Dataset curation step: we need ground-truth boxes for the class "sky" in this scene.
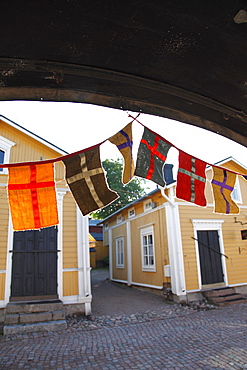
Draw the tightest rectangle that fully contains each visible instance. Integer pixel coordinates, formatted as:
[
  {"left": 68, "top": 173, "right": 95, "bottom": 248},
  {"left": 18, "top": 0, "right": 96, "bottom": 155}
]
[{"left": 0, "top": 100, "right": 247, "bottom": 189}]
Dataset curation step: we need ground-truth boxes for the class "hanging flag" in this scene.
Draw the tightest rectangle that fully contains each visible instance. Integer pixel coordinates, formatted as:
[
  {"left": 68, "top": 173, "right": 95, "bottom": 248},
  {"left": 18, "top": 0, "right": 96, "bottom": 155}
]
[
  {"left": 8, "top": 163, "right": 58, "bottom": 231},
  {"left": 211, "top": 167, "right": 239, "bottom": 214},
  {"left": 108, "top": 122, "right": 135, "bottom": 184},
  {"left": 63, "top": 146, "right": 118, "bottom": 215},
  {"left": 176, "top": 152, "right": 207, "bottom": 206},
  {"left": 134, "top": 127, "right": 171, "bottom": 187}
]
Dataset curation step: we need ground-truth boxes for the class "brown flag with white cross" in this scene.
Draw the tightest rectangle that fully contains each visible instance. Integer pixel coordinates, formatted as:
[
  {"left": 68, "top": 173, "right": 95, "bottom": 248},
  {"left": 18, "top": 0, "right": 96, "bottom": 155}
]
[{"left": 63, "top": 146, "right": 118, "bottom": 215}]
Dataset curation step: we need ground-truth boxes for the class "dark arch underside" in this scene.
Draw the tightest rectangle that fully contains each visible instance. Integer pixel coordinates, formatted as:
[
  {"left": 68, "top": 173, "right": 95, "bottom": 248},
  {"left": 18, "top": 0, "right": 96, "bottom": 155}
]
[{"left": 0, "top": 1, "right": 247, "bottom": 146}]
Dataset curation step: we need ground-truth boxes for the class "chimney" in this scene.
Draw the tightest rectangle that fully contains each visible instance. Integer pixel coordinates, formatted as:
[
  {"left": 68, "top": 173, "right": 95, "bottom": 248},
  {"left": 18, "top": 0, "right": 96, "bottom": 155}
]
[{"left": 164, "top": 164, "right": 175, "bottom": 185}]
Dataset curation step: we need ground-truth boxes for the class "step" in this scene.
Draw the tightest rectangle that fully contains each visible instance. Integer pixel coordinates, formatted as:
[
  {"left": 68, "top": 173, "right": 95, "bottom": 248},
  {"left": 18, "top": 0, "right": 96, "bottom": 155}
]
[
  {"left": 204, "top": 287, "right": 235, "bottom": 298},
  {"left": 5, "top": 310, "right": 65, "bottom": 325},
  {"left": 3, "top": 320, "right": 67, "bottom": 335},
  {"left": 6, "top": 300, "right": 64, "bottom": 314},
  {"left": 209, "top": 293, "right": 244, "bottom": 303},
  {"left": 217, "top": 298, "right": 247, "bottom": 307}
]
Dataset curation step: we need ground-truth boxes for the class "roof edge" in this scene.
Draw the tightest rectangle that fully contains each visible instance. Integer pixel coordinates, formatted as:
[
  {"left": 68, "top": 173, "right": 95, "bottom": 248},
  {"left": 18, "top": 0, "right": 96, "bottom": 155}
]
[{"left": 0, "top": 114, "right": 68, "bottom": 155}]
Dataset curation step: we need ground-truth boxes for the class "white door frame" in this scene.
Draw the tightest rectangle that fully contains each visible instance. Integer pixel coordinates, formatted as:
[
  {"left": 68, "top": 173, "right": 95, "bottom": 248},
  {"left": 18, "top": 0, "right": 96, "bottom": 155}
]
[{"left": 191, "top": 219, "right": 228, "bottom": 289}]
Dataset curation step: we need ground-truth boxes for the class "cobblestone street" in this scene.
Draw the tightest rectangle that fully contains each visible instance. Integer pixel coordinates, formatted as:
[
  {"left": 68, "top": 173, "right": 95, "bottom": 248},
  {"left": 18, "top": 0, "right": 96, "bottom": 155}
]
[{"left": 0, "top": 271, "right": 246, "bottom": 369}]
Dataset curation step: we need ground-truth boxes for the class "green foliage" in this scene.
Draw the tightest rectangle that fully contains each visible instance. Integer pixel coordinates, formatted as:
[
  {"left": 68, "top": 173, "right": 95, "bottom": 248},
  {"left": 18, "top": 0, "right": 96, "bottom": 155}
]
[
  {"left": 102, "top": 255, "right": 109, "bottom": 266},
  {"left": 91, "top": 158, "right": 147, "bottom": 219}
]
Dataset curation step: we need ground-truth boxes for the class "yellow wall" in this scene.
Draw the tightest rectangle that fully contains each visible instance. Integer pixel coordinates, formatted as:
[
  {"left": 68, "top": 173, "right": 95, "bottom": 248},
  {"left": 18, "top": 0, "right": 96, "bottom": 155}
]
[
  {"left": 63, "top": 193, "right": 78, "bottom": 269},
  {"left": 0, "top": 274, "right": 5, "bottom": 300},
  {"left": 95, "top": 241, "right": 108, "bottom": 261},
  {"left": 179, "top": 204, "right": 218, "bottom": 291},
  {"left": 130, "top": 207, "right": 167, "bottom": 287},
  {"left": 104, "top": 167, "right": 247, "bottom": 294},
  {"left": 112, "top": 224, "right": 127, "bottom": 281},
  {"left": 106, "top": 190, "right": 169, "bottom": 288},
  {"left": 179, "top": 204, "right": 247, "bottom": 291},
  {"left": 221, "top": 210, "right": 247, "bottom": 285},
  {"left": 0, "top": 188, "right": 9, "bottom": 271},
  {"left": 63, "top": 271, "right": 78, "bottom": 296},
  {"left": 0, "top": 119, "right": 80, "bottom": 301}
]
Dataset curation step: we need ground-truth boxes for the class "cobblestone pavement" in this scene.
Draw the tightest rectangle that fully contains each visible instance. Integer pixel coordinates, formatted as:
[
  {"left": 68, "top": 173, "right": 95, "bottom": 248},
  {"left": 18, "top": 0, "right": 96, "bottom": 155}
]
[{"left": 0, "top": 271, "right": 246, "bottom": 369}]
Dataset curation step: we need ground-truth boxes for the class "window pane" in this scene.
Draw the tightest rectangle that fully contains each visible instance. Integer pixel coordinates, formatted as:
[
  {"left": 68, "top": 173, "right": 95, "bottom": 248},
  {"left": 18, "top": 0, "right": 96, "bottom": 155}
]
[
  {"left": 116, "top": 238, "right": 124, "bottom": 266},
  {"left": 149, "top": 245, "right": 153, "bottom": 256},
  {"left": 143, "top": 235, "right": 147, "bottom": 245},
  {"left": 144, "top": 256, "right": 148, "bottom": 265},
  {"left": 0, "top": 150, "right": 4, "bottom": 171},
  {"left": 148, "top": 234, "right": 153, "bottom": 245},
  {"left": 232, "top": 187, "right": 240, "bottom": 201},
  {"left": 149, "top": 256, "right": 154, "bottom": 265}
]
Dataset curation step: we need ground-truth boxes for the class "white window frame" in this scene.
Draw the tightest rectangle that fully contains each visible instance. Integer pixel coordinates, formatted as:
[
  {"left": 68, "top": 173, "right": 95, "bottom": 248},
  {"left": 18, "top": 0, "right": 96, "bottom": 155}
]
[
  {"left": 140, "top": 225, "right": 156, "bottom": 272},
  {"left": 116, "top": 237, "right": 124, "bottom": 268},
  {"left": 128, "top": 208, "right": 135, "bottom": 218},
  {"left": 231, "top": 176, "right": 242, "bottom": 204},
  {"left": 0, "top": 135, "right": 15, "bottom": 175},
  {"left": 143, "top": 199, "right": 152, "bottom": 212},
  {"left": 116, "top": 214, "right": 124, "bottom": 224}
]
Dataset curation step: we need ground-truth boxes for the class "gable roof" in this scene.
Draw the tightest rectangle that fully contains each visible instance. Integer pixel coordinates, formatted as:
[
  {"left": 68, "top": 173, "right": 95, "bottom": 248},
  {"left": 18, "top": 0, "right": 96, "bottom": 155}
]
[
  {"left": 0, "top": 115, "right": 68, "bottom": 156},
  {"left": 90, "top": 232, "right": 103, "bottom": 241},
  {"left": 213, "top": 157, "right": 247, "bottom": 172},
  {"left": 100, "top": 187, "right": 160, "bottom": 223},
  {"left": 89, "top": 219, "right": 102, "bottom": 226}
]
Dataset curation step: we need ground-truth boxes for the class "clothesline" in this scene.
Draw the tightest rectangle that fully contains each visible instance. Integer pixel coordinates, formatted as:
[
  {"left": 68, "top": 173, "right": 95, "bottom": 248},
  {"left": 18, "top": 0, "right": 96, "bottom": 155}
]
[
  {"left": 2, "top": 113, "right": 245, "bottom": 231},
  {"left": 0, "top": 113, "right": 245, "bottom": 178},
  {"left": 128, "top": 114, "right": 246, "bottom": 177}
]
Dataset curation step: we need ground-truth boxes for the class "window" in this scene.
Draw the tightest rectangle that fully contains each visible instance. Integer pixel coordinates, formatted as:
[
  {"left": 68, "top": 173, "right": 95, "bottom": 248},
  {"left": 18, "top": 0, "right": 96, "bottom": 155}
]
[
  {"left": 144, "top": 199, "right": 152, "bottom": 212},
  {"left": 128, "top": 208, "right": 135, "bottom": 218},
  {"left": 117, "top": 215, "right": 124, "bottom": 224},
  {"left": 231, "top": 177, "right": 242, "bottom": 203},
  {"left": 0, "top": 150, "right": 4, "bottom": 172},
  {"left": 0, "top": 135, "right": 15, "bottom": 174},
  {"left": 140, "top": 225, "right": 156, "bottom": 271},
  {"left": 104, "top": 222, "right": 109, "bottom": 231},
  {"left": 116, "top": 237, "right": 124, "bottom": 268}
]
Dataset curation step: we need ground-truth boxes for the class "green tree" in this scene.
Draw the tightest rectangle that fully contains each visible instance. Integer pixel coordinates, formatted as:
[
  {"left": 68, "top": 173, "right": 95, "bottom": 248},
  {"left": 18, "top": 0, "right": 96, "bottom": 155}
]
[{"left": 91, "top": 158, "right": 147, "bottom": 219}]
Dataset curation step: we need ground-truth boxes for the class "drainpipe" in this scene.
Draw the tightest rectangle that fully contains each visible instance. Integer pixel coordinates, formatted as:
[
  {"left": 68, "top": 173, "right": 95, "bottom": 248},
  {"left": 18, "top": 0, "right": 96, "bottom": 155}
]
[
  {"left": 56, "top": 190, "right": 66, "bottom": 302},
  {"left": 108, "top": 227, "right": 113, "bottom": 281},
  {"left": 77, "top": 209, "right": 92, "bottom": 315},
  {"left": 126, "top": 220, "right": 132, "bottom": 286},
  {"left": 162, "top": 187, "right": 186, "bottom": 300}
]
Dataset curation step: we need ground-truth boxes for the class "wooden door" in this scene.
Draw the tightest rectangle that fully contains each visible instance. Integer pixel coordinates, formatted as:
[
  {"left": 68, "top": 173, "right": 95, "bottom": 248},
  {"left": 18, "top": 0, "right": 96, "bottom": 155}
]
[
  {"left": 197, "top": 230, "right": 224, "bottom": 286},
  {"left": 11, "top": 226, "right": 58, "bottom": 300}
]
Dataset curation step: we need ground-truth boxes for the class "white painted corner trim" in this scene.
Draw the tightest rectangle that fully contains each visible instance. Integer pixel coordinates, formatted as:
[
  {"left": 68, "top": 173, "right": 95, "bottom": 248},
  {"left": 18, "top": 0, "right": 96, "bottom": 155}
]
[{"left": 76, "top": 209, "right": 92, "bottom": 315}]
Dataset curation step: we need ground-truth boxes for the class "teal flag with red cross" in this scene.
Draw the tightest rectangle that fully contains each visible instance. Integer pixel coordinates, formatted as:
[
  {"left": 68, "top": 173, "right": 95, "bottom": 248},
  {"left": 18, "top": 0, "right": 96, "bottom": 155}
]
[
  {"left": 134, "top": 127, "right": 171, "bottom": 187},
  {"left": 176, "top": 151, "right": 207, "bottom": 206}
]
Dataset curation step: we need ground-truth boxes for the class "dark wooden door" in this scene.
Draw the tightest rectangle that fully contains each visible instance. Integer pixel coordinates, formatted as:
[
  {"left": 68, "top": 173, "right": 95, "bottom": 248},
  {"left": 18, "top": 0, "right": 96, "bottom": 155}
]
[
  {"left": 11, "top": 226, "right": 58, "bottom": 299},
  {"left": 197, "top": 230, "right": 224, "bottom": 285}
]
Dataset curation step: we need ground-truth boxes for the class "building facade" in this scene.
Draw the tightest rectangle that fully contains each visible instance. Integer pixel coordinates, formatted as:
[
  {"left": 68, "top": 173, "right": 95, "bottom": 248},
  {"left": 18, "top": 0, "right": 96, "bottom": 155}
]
[
  {"left": 0, "top": 116, "right": 92, "bottom": 320},
  {"left": 102, "top": 158, "right": 247, "bottom": 302}
]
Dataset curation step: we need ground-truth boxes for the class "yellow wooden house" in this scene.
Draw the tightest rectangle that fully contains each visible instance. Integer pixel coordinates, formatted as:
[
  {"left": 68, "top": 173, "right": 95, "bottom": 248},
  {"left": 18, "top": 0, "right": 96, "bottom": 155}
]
[
  {"left": 102, "top": 158, "right": 247, "bottom": 303},
  {"left": 89, "top": 218, "right": 108, "bottom": 267},
  {"left": 0, "top": 115, "right": 92, "bottom": 325}
]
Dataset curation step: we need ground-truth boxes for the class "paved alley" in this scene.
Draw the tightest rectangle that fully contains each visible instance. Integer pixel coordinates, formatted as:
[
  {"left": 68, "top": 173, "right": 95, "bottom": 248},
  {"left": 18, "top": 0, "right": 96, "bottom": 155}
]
[{"left": 0, "top": 270, "right": 246, "bottom": 369}]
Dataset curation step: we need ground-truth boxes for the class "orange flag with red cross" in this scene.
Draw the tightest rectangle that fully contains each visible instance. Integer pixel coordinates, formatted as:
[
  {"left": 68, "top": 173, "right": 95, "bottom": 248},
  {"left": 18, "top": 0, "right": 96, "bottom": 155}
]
[{"left": 8, "top": 163, "right": 59, "bottom": 231}]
